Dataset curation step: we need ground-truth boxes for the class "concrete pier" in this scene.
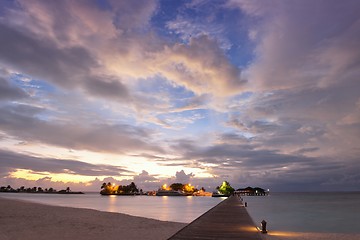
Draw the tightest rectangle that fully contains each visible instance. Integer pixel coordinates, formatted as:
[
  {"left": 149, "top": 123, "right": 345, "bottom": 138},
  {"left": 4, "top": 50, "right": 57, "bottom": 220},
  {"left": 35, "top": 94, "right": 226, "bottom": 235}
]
[{"left": 168, "top": 196, "right": 264, "bottom": 239}]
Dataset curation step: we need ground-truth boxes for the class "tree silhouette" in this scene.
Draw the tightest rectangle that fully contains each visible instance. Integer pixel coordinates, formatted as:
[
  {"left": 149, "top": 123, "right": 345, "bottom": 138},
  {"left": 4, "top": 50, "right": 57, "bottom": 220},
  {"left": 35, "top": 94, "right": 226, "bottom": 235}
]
[
  {"left": 170, "top": 183, "right": 183, "bottom": 191},
  {"left": 100, "top": 182, "right": 139, "bottom": 195}
]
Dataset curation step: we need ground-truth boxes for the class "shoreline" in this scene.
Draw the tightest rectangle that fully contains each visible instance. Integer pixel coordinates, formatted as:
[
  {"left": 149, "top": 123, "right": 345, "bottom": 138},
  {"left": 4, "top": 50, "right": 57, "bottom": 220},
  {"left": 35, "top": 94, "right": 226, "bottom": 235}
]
[
  {"left": 0, "top": 197, "right": 186, "bottom": 240},
  {"left": 1, "top": 197, "right": 359, "bottom": 240}
]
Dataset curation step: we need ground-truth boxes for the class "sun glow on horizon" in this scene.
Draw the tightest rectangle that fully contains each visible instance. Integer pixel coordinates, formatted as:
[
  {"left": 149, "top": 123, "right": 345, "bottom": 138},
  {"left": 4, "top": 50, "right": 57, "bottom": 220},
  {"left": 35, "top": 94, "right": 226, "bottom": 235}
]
[{"left": 10, "top": 169, "right": 112, "bottom": 183}]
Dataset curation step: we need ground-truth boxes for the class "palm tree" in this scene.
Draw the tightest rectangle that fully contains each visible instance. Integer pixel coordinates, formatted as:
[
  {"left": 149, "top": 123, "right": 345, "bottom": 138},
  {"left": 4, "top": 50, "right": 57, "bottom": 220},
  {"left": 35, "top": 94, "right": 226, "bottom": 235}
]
[{"left": 129, "top": 182, "right": 139, "bottom": 193}]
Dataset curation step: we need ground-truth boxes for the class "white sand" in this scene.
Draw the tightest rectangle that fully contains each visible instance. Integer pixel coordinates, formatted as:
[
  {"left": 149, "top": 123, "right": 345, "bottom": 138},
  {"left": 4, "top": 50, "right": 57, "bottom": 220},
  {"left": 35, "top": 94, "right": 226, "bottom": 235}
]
[{"left": 0, "top": 197, "right": 185, "bottom": 240}]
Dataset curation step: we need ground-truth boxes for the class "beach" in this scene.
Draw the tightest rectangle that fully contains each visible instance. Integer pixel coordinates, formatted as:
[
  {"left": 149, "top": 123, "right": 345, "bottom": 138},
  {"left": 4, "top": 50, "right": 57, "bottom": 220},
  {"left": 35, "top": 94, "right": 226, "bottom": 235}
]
[
  {"left": 1, "top": 197, "right": 360, "bottom": 240},
  {"left": 0, "top": 197, "right": 185, "bottom": 240}
]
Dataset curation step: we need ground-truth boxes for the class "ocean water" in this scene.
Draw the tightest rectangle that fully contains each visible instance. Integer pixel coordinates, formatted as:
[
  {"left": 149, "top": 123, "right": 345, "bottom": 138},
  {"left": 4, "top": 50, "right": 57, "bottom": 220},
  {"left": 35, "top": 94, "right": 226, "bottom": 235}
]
[
  {"left": 0, "top": 192, "right": 223, "bottom": 223},
  {"left": 243, "top": 192, "right": 360, "bottom": 233},
  {"left": 1, "top": 192, "right": 359, "bottom": 233}
]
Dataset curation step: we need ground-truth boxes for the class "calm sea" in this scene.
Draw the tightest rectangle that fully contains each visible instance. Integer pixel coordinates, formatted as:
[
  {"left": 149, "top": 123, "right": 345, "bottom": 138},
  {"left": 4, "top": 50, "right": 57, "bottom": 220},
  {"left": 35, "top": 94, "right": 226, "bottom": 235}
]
[
  {"left": 1, "top": 192, "right": 359, "bottom": 233},
  {"left": 0, "top": 192, "right": 223, "bottom": 223},
  {"left": 243, "top": 192, "right": 360, "bottom": 233}
]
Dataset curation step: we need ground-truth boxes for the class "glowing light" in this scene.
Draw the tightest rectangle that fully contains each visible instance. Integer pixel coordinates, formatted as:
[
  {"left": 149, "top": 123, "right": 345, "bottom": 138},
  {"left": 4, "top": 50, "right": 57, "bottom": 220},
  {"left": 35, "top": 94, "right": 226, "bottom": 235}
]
[
  {"left": 161, "top": 184, "right": 170, "bottom": 190},
  {"left": 267, "top": 231, "right": 302, "bottom": 237},
  {"left": 238, "top": 226, "right": 258, "bottom": 232},
  {"left": 183, "top": 183, "right": 195, "bottom": 193},
  {"left": 10, "top": 169, "right": 100, "bottom": 183}
]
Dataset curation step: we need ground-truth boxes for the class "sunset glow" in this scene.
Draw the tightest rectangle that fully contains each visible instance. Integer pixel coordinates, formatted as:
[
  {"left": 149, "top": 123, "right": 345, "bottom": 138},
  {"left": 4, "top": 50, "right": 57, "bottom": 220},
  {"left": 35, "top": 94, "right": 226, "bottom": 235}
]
[{"left": 0, "top": 0, "right": 359, "bottom": 192}]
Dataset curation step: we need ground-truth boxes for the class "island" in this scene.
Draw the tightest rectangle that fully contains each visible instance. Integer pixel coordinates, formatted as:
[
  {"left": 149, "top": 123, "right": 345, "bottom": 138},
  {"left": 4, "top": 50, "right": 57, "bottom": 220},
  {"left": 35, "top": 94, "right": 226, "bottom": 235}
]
[
  {"left": 98, "top": 181, "right": 268, "bottom": 197},
  {"left": 99, "top": 182, "right": 212, "bottom": 196},
  {"left": 0, "top": 185, "right": 84, "bottom": 194},
  {"left": 100, "top": 182, "right": 142, "bottom": 195},
  {"left": 155, "top": 183, "right": 212, "bottom": 196}
]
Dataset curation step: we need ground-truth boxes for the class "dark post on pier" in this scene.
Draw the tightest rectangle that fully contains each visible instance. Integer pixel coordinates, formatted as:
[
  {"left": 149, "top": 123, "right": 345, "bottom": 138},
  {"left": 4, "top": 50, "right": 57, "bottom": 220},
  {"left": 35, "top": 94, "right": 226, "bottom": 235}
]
[{"left": 168, "top": 196, "right": 264, "bottom": 239}]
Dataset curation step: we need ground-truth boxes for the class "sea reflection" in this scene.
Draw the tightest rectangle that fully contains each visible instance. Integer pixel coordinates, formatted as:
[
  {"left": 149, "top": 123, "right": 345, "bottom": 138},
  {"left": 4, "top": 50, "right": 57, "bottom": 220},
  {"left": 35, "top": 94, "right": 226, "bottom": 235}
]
[
  {"left": 158, "top": 196, "right": 170, "bottom": 220},
  {"left": 0, "top": 192, "right": 224, "bottom": 223},
  {"left": 267, "top": 231, "right": 302, "bottom": 237},
  {"left": 107, "top": 195, "right": 118, "bottom": 212}
]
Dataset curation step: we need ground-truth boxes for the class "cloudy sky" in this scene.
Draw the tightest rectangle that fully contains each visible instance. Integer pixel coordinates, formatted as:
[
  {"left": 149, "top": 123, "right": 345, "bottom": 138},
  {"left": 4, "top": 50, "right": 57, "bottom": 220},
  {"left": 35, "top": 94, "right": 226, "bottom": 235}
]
[{"left": 0, "top": 0, "right": 359, "bottom": 192}]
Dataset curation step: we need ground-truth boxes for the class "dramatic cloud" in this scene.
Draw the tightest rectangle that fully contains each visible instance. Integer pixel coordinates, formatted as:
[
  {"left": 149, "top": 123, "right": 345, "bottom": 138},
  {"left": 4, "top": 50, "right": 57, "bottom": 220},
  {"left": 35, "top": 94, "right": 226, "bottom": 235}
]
[
  {"left": 83, "top": 75, "right": 130, "bottom": 100},
  {"left": 0, "top": 77, "right": 28, "bottom": 100},
  {"left": 152, "top": 35, "right": 245, "bottom": 96},
  {"left": 229, "top": 0, "right": 360, "bottom": 90},
  {"left": 0, "top": 23, "right": 97, "bottom": 88},
  {"left": 0, "top": 104, "right": 162, "bottom": 154},
  {"left": 0, "top": 149, "right": 131, "bottom": 177},
  {"left": 0, "top": 0, "right": 359, "bottom": 191}
]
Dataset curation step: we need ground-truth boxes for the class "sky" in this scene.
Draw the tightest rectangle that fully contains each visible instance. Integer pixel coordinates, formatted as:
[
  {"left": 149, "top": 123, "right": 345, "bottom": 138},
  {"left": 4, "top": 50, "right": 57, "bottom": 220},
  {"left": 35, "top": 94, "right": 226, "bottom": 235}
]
[{"left": 0, "top": 0, "right": 359, "bottom": 192}]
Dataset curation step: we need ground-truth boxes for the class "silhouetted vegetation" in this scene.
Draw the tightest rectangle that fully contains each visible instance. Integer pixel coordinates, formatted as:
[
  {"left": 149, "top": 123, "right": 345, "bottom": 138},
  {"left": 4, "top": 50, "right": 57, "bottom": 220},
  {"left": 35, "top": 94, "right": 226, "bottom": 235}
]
[
  {"left": 100, "top": 182, "right": 140, "bottom": 195},
  {"left": 168, "top": 183, "right": 198, "bottom": 194},
  {"left": 155, "top": 183, "right": 210, "bottom": 196},
  {"left": 0, "top": 185, "right": 83, "bottom": 194},
  {"left": 0, "top": 185, "right": 16, "bottom": 192},
  {"left": 169, "top": 183, "right": 184, "bottom": 191}
]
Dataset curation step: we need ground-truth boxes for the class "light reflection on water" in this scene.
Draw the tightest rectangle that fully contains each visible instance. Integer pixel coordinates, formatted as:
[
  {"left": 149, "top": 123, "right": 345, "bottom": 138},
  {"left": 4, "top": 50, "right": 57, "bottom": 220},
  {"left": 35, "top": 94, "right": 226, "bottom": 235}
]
[
  {"left": 243, "top": 192, "right": 360, "bottom": 233},
  {"left": 0, "top": 192, "right": 223, "bottom": 223},
  {"left": 2, "top": 192, "right": 358, "bottom": 233},
  {"left": 107, "top": 194, "right": 117, "bottom": 212}
]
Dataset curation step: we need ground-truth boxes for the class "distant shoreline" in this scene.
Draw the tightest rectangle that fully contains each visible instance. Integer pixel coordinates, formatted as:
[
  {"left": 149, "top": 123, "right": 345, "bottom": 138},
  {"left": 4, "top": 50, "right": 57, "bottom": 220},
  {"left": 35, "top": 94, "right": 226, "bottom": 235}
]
[
  {"left": 0, "top": 191, "right": 84, "bottom": 194},
  {"left": 0, "top": 186, "right": 83, "bottom": 194}
]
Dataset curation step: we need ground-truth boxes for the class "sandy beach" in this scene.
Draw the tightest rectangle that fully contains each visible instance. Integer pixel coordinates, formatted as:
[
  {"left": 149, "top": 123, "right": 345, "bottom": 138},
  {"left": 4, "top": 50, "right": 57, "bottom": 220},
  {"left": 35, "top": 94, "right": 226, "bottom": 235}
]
[
  {"left": 0, "top": 197, "right": 185, "bottom": 240},
  {"left": 1, "top": 197, "right": 360, "bottom": 240}
]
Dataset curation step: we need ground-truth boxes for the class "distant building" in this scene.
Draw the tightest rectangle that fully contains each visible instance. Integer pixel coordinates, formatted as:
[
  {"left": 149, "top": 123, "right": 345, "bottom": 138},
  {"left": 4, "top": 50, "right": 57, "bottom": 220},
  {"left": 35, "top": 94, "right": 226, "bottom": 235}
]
[{"left": 235, "top": 187, "right": 269, "bottom": 196}]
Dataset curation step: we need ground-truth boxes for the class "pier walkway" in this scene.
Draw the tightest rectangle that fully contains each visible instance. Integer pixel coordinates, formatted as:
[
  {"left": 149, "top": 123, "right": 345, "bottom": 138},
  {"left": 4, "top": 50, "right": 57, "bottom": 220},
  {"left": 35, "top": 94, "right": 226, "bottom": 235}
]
[{"left": 168, "top": 196, "right": 264, "bottom": 240}]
